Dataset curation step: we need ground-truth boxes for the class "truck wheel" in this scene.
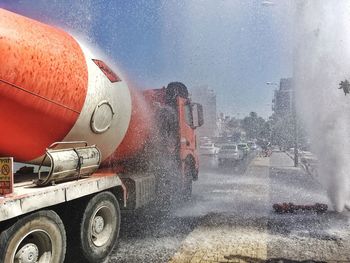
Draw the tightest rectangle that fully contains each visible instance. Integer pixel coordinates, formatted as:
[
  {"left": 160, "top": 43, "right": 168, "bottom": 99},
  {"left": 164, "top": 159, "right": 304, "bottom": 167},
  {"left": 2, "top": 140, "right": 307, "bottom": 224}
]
[
  {"left": 183, "top": 160, "right": 194, "bottom": 200},
  {"left": 0, "top": 210, "right": 66, "bottom": 263},
  {"left": 183, "top": 176, "right": 192, "bottom": 201},
  {"left": 79, "top": 191, "right": 120, "bottom": 263}
]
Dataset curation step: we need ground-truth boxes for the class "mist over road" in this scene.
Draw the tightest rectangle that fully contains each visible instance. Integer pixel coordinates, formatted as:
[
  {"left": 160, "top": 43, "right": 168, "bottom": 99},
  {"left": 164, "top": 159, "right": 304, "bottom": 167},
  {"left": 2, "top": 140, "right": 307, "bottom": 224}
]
[{"left": 108, "top": 152, "right": 350, "bottom": 263}]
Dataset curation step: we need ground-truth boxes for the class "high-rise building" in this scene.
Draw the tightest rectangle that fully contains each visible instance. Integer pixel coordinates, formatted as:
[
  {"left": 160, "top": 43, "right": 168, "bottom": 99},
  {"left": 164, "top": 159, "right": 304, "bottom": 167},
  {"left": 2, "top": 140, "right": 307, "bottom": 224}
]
[
  {"left": 273, "top": 78, "right": 293, "bottom": 116},
  {"left": 191, "top": 85, "right": 217, "bottom": 138}
]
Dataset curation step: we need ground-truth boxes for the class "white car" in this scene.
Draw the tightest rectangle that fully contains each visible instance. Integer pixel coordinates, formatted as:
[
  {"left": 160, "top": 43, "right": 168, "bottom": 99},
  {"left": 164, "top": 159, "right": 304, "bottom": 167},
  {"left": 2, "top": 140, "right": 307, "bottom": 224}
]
[
  {"left": 247, "top": 141, "right": 258, "bottom": 150},
  {"left": 218, "top": 144, "right": 244, "bottom": 165},
  {"left": 199, "top": 143, "right": 219, "bottom": 155}
]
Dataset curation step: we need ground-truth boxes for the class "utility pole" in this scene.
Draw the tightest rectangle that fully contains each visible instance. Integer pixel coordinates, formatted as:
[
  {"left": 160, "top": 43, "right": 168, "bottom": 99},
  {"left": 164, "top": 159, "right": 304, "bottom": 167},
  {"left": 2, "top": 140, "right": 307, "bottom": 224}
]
[{"left": 292, "top": 86, "right": 298, "bottom": 167}]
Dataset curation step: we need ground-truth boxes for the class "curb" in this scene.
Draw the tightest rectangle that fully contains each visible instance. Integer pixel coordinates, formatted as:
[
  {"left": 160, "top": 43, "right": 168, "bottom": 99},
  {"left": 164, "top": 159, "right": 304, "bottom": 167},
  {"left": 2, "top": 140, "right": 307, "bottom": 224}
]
[
  {"left": 284, "top": 151, "right": 318, "bottom": 179},
  {"left": 284, "top": 150, "right": 309, "bottom": 174}
]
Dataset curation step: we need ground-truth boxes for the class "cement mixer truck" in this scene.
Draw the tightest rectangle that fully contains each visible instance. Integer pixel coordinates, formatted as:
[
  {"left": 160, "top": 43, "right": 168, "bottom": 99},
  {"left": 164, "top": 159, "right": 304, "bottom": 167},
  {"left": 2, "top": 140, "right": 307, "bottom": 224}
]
[{"left": 0, "top": 8, "right": 204, "bottom": 263}]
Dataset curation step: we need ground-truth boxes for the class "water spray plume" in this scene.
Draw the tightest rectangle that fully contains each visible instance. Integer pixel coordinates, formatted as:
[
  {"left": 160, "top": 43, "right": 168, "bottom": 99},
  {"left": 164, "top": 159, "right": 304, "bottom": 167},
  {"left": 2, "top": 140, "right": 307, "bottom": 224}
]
[{"left": 294, "top": 1, "right": 350, "bottom": 212}]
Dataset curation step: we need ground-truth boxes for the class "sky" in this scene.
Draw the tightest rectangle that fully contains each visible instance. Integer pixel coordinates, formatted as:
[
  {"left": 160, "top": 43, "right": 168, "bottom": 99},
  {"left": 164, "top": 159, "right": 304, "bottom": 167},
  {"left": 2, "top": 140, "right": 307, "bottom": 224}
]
[{"left": 0, "top": 0, "right": 294, "bottom": 118}]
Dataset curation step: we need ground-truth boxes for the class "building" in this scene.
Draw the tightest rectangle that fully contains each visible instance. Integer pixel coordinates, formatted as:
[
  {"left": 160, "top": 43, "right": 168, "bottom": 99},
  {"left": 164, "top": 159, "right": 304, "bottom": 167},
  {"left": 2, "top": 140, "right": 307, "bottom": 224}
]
[
  {"left": 272, "top": 78, "right": 293, "bottom": 117},
  {"left": 191, "top": 85, "right": 217, "bottom": 138},
  {"left": 216, "top": 113, "right": 245, "bottom": 141},
  {"left": 217, "top": 113, "right": 232, "bottom": 137}
]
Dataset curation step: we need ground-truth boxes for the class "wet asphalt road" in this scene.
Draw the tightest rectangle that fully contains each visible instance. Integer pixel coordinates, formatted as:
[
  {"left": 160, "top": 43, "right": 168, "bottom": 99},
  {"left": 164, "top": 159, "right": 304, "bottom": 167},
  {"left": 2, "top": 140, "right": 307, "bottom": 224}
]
[
  {"left": 108, "top": 153, "right": 256, "bottom": 263},
  {"left": 108, "top": 151, "right": 350, "bottom": 263}
]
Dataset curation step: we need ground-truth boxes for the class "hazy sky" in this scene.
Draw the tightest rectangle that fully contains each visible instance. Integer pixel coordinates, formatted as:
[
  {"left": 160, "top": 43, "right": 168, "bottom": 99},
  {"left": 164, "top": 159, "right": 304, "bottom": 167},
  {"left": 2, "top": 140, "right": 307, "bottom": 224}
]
[{"left": 0, "top": 0, "right": 294, "bottom": 118}]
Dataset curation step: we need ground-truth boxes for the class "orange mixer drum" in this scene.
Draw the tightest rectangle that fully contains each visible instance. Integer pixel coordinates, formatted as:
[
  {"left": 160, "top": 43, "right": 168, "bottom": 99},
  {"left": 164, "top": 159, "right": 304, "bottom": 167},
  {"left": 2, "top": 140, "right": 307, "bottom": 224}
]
[
  {"left": 0, "top": 8, "right": 88, "bottom": 161},
  {"left": 0, "top": 8, "right": 154, "bottom": 165}
]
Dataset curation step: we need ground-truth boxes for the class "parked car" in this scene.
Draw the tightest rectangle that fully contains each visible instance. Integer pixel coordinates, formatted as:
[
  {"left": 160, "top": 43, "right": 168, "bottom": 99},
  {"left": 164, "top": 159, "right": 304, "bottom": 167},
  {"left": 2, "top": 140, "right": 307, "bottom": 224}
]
[
  {"left": 218, "top": 144, "right": 244, "bottom": 165},
  {"left": 199, "top": 142, "right": 219, "bottom": 155},
  {"left": 247, "top": 141, "right": 258, "bottom": 150},
  {"left": 237, "top": 143, "right": 250, "bottom": 156}
]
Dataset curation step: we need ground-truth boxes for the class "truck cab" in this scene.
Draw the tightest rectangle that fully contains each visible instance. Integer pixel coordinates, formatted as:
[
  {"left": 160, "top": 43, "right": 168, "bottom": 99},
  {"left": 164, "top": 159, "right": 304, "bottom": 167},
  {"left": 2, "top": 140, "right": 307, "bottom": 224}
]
[{"left": 142, "top": 82, "right": 204, "bottom": 199}]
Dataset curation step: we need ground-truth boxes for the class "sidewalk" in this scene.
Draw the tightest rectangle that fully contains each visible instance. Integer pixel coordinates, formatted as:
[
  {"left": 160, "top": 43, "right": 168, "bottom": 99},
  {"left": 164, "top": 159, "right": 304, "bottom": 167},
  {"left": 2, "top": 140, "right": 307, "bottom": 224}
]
[
  {"left": 168, "top": 152, "right": 350, "bottom": 263},
  {"left": 285, "top": 150, "right": 319, "bottom": 179}
]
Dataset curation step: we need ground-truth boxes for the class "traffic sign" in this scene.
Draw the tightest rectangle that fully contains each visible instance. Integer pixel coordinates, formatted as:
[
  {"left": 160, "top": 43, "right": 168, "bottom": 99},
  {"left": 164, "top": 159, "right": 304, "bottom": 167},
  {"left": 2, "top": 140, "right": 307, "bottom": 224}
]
[{"left": 0, "top": 157, "right": 13, "bottom": 196}]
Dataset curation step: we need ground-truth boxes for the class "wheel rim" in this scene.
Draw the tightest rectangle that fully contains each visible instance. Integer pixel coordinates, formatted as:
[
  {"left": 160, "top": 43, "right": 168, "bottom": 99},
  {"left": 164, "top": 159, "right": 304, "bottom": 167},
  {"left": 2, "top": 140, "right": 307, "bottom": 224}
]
[
  {"left": 12, "top": 229, "right": 52, "bottom": 263},
  {"left": 89, "top": 205, "right": 116, "bottom": 247}
]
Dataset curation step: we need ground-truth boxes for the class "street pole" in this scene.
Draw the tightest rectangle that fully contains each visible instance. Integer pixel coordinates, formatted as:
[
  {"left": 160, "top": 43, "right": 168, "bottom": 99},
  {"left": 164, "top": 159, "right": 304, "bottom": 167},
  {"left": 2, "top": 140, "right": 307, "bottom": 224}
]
[{"left": 292, "top": 88, "right": 298, "bottom": 167}]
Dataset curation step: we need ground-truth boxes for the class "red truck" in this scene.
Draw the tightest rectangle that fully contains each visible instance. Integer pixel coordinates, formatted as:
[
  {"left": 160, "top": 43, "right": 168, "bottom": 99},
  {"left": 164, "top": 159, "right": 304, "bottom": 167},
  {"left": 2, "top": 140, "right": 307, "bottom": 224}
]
[{"left": 0, "top": 8, "right": 203, "bottom": 263}]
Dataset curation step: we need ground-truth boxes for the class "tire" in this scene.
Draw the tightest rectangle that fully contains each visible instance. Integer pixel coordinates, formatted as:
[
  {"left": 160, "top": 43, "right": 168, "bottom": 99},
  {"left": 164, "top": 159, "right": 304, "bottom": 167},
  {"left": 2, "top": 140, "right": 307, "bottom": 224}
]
[
  {"left": 78, "top": 191, "right": 120, "bottom": 263},
  {"left": 183, "top": 174, "right": 193, "bottom": 201},
  {"left": 183, "top": 158, "right": 195, "bottom": 201},
  {"left": 0, "top": 210, "right": 66, "bottom": 263}
]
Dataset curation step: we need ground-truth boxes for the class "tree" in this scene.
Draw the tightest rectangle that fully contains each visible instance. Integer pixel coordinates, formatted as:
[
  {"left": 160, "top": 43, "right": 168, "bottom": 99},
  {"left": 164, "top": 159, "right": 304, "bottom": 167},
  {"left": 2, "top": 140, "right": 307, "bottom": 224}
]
[
  {"left": 339, "top": 79, "right": 350, "bottom": 96},
  {"left": 241, "top": 112, "right": 267, "bottom": 140},
  {"left": 270, "top": 113, "right": 307, "bottom": 150}
]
